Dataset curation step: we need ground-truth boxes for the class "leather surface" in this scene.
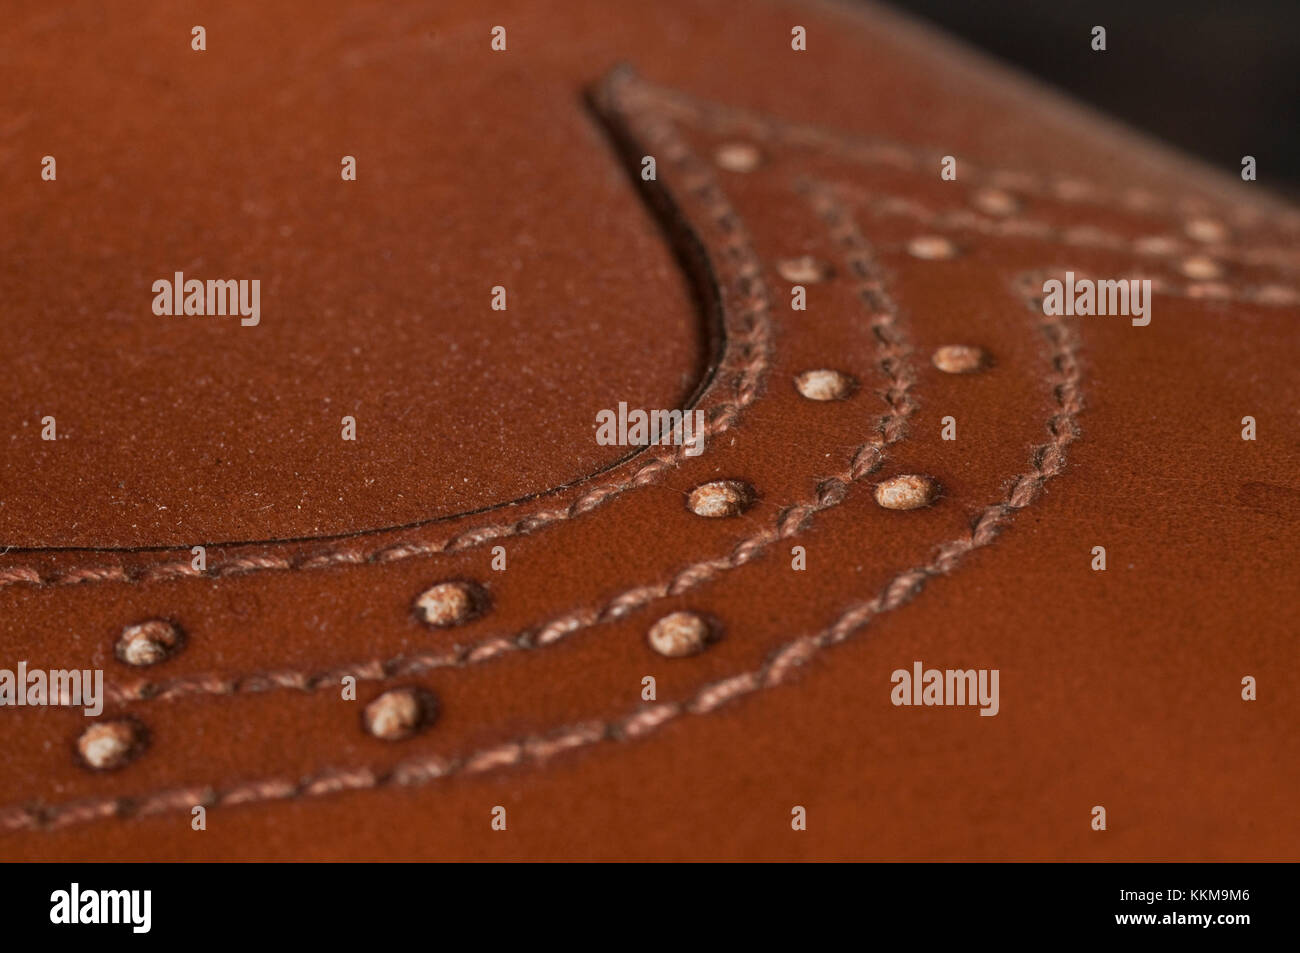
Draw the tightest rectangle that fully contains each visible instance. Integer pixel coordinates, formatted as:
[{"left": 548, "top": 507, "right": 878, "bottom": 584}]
[{"left": 2, "top": 0, "right": 1297, "bottom": 860}]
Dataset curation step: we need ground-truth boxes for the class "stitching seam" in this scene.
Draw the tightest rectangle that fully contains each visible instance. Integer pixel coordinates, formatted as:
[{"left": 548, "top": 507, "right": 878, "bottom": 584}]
[
  {"left": 0, "top": 69, "right": 774, "bottom": 593},
  {"left": 0, "top": 264, "right": 1079, "bottom": 834},
  {"left": 835, "top": 185, "right": 1300, "bottom": 274},
  {"left": 99, "top": 175, "right": 916, "bottom": 705},
  {"left": 637, "top": 78, "right": 1298, "bottom": 233}
]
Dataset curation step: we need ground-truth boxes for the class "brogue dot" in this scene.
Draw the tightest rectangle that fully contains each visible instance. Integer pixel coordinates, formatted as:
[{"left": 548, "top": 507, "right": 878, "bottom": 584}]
[
  {"left": 776, "top": 256, "right": 833, "bottom": 283},
  {"left": 1184, "top": 218, "right": 1229, "bottom": 243},
  {"left": 714, "top": 142, "right": 763, "bottom": 173},
  {"left": 1256, "top": 284, "right": 1299, "bottom": 305},
  {"left": 647, "top": 611, "right": 714, "bottom": 658},
  {"left": 1054, "top": 179, "right": 1092, "bottom": 200},
  {"left": 363, "top": 687, "right": 438, "bottom": 741},
  {"left": 1122, "top": 188, "right": 1158, "bottom": 211},
  {"left": 874, "top": 474, "right": 940, "bottom": 510},
  {"left": 1063, "top": 225, "right": 1108, "bottom": 245},
  {"left": 687, "top": 479, "right": 754, "bottom": 518},
  {"left": 1187, "top": 282, "right": 1232, "bottom": 300},
  {"left": 77, "top": 719, "right": 146, "bottom": 771},
  {"left": 115, "top": 619, "right": 184, "bottom": 667},
  {"left": 931, "top": 345, "right": 988, "bottom": 374},
  {"left": 1134, "top": 235, "right": 1180, "bottom": 256},
  {"left": 414, "top": 581, "right": 486, "bottom": 627},
  {"left": 795, "top": 368, "right": 856, "bottom": 401},
  {"left": 1179, "top": 256, "right": 1225, "bottom": 280},
  {"left": 972, "top": 189, "right": 1020, "bottom": 216},
  {"left": 906, "top": 235, "right": 959, "bottom": 260}
]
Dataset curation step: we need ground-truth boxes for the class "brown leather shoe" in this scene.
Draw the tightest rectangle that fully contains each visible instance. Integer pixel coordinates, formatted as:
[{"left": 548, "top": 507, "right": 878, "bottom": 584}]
[{"left": 2, "top": 0, "right": 1296, "bottom": 861}]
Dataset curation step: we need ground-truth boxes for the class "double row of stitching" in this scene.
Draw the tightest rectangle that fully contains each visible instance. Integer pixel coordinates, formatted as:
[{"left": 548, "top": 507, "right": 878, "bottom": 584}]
[
  {"left": 0, "top": 264, "right": 1081, "bottom": 834},
  {"left": 0, "top": 194, "right": 1083, "bottom": 833},
  {"left": 96, "top": 174, "right": 919, "bottom": 706},
  {"left": 634, "top": 74, "right": 1296, "bottom": 234}
]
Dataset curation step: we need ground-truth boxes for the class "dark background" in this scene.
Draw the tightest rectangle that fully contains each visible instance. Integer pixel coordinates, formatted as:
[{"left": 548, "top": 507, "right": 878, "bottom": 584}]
[{"left": 882, "top": 0, "right": 1300, "bottom": 194}]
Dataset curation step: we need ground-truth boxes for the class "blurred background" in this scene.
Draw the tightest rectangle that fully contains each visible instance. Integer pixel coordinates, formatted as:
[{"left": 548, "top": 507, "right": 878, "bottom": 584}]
[{"left": 882, "top": 0, "right": 1300, "bottom": 195}]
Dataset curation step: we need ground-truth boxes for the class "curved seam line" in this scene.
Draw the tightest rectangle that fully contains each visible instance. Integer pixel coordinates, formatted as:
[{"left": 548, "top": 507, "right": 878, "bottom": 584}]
[
  {"left": 100, "top": 176, "right": 918, "bottom": 705},
  {"left": 1010, "top": 266, "right": 1297, "bottom": 308},
  {"left": 636, "top": 75, "right": 1297, "bottom": 232},
  {"left": 833, "top": 185, "right": 1300, "bottom": 275},
  {"left": 0, "top": 270, "right": 1081, "bottom": 833},
  {"left": 0, "top": 68, "right": 774, "bottom": 591}
]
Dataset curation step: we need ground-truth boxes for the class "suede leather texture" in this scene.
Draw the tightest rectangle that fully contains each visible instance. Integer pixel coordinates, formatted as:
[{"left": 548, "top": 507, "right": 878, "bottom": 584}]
[{"left": 1, "top": 0, "right": 1296, "bottom": 860}]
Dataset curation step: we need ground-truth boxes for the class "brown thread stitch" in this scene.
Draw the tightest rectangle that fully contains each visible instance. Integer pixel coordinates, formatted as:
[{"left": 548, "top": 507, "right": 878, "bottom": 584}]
[
  {"left": 0, "top": 268, "right": 1082, "bottom": 833},
  {"left": 100, "top": 174, "right": 918, "bottom": 706},
  {"left": 1011, "top": 267, "right": 1298, "bottom": 308},
  {"left": 632, "top": 75, "right": 1297, "bottom": 234},
  {"left": 834, "top": 186, "right": 1300, "bottom": 274},
  {"left": 0, "top": 68, "right": 774, "bottom": 594}
]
